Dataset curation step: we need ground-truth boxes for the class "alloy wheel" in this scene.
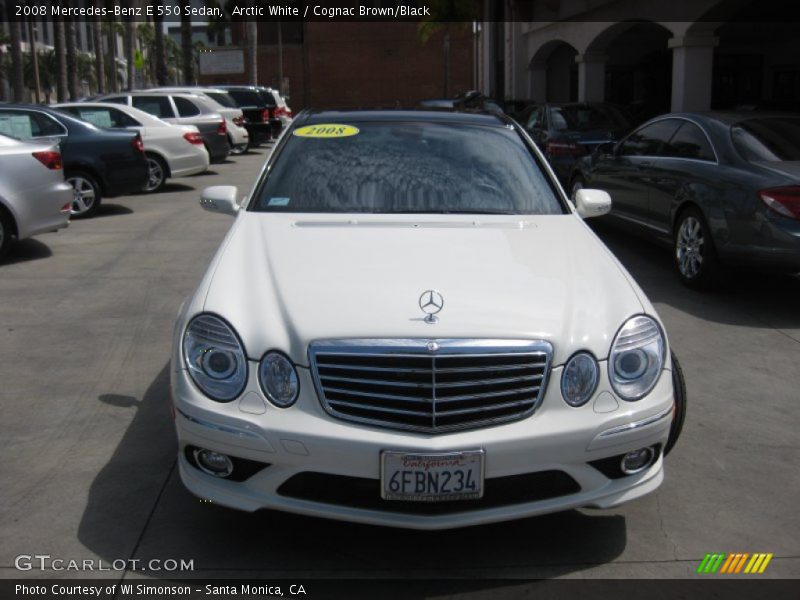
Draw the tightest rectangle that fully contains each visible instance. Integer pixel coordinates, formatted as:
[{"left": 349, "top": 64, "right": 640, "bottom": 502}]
[
  {"left": 143, "top": 157, "right": 165, "bottom": 192},
  {"left": 676, "top": 216, "right": 705, "bottom": 279},
  {"left": 67, "top": 176, "right": 97, "bottom": 216}
]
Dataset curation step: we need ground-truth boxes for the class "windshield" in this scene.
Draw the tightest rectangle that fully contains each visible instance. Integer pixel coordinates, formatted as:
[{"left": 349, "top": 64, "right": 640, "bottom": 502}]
[
  {"left": 252, "top": 121, "right": 564, "bottom": 215},
  {"left": 731, "top": 118, "right": 800, "bottom": 162},
  {"left": 550, "top": 105, "right": 630, "bottom": 132}
]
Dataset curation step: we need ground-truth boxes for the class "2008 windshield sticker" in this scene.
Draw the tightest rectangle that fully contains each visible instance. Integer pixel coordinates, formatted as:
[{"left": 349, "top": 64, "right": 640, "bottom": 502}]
[{"left": 293, "top": 124, "right": 360, "bottom": 138}]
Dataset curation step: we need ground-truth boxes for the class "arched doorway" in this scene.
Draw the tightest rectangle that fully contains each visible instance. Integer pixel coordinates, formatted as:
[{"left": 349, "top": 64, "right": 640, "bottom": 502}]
[
  {"left": 528, "top": 40, "right": 578, "bottom": 103},
  {"left": 687, "top": 0, "right": 800, "bottom": 110},
  {"left": 585, "top": 21, "right": 673, "bottom": 123}
]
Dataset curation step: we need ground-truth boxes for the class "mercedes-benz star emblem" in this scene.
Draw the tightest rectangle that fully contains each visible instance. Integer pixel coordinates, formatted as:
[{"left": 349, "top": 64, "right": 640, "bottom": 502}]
[{"left": 419, "top": 290, "right": 444, "bottom": 324}]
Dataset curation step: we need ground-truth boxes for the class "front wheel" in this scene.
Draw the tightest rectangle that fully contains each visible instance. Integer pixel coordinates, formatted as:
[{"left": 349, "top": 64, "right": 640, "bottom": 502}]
[
  {"left": 664, "top": 351, "right": 687, "bottom": 456},
  {"left": 674, "top": 207, "right": 722, "bottom": 289},
  {"left": 66, "top": 171, "right": 102, "bottom": 218}
]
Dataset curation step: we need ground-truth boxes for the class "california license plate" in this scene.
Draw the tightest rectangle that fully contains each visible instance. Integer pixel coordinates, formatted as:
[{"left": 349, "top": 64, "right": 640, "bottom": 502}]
[{"left": 380, "top": 450, "right": 485, "bottom": 501}]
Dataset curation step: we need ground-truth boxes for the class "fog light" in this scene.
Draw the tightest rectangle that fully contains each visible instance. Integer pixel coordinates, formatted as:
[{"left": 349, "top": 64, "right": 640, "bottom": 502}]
[
  {"left": 193, "top": 449, "right": 233, "bottom": 478},
  {"left": 620, "top": 447, "right": 655, "bottom": 475}
]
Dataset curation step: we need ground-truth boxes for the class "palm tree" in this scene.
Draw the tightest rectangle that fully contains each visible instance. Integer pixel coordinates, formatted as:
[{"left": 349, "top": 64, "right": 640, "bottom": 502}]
[
  {"left": 247, "top": 21, "right": 257, "bottom": 85},
  {"left": 125, "top": 21, "right": 135, "bottom": 90},
  {"left": 53, "top": 20, "right": 67, "bottom": 101},
  {"left": 92, "top": 11, "right": 105, "bottom": 94},
  {"left": 418, "top": 0, "right": 477, "bottom": 98},
  {"left": 164, "top": 36, "right": 182, "bottom": 84},
  {"left": 9, "top": 14, "right": 24, "bottom": 102},
  {"left": 153, "top": 1, "right": 168, "bottom": 85},
  {"left": 65, "top": 19, "right": 79, "bottom": 100},
  {"left": 102, "top": 19, "right": 125, "bottom": 92},
  {"left": 205, "top": 1, "right": 230, "bottom": 46},
  {"left": 25, "top": 49, "right": 55, "bottom": 102},
  {"left": 137, "top": 22, "right": 155, "bottom": 87}
]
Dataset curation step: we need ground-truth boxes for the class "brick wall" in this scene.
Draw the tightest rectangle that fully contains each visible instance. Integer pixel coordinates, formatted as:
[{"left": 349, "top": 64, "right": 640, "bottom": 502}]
[{"left": 200, "top": 22, "right": 475, "bottom": 111}]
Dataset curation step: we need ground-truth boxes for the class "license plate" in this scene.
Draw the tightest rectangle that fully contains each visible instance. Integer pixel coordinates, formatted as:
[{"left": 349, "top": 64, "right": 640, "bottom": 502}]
[{"left": 380, "top": 450, "right": 485, "bottom": 501}]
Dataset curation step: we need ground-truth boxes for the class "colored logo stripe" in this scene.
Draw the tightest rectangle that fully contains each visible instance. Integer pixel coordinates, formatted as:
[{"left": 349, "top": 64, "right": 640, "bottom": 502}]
[{"left": 697, "top": 553, "right": 773, "bottom": 574}]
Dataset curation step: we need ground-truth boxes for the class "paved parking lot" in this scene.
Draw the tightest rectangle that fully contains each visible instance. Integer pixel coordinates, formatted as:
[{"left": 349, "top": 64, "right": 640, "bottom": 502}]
[{"left": 1, "top": 147, "right": 798, "bottom": 583}]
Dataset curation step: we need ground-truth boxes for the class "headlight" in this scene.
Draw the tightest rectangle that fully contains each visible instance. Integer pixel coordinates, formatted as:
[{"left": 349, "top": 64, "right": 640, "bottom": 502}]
[
  {"left": 183, "top": 314, "right": 247, "bottom": 401},
  {"left": 561, "top": 352, "right": 599, "bottom": 407},
  {"left": 258, "top": 351, "right": 299, "bottom": 407},
  {"left": 609, "top": 315, "right": 665, "bottom": 401}
]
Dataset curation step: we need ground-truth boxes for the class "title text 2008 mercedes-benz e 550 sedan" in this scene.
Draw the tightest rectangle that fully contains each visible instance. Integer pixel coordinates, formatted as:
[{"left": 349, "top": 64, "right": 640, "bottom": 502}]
[{"left": 170, "top": 110, "right": 687, "bottom": 529}]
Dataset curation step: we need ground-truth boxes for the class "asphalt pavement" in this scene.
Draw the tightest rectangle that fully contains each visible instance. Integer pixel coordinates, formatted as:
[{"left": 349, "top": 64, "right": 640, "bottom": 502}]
[{"left": 1, "top": 148, "right": 798, "bottom": 584}]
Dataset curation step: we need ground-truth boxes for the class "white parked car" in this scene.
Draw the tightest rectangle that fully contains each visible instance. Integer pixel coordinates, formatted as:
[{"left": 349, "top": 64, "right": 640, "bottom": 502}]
[
  {"left": 55, "top": 102, "right": 209, "bottom": 192},
  {"left": 148, "top": 87, "right": 250, "bottom": 155},
  {"left": 171, "top": 111, "right": 687, "bottom": 529},
  {"left": 0, "top": 133, "right": 72, "bottom": 259},
  {"left": 97, "top": 92, "right": 230, "bottom": 163}
]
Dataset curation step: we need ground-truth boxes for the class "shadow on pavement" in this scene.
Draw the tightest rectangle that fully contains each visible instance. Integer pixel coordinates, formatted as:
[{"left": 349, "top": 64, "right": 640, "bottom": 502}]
[
  {"left": 94, "top": 204, "right": 134, "bottom": 218},
  {"left": 148, "top": 183, "right": 195, "bottom": 194},
  {"left": 1, "top": 238, "right": 52, "bottom": 265},
  {"left": 80, "top": 363, "right": 627, "bottom": 580},
  {"left": 189, "top": 171, "right": 219, "bottom": 177},
  {"left": 78, "top": 364, "right": 176, "bottom": 561},
  {"left": 591, "top": 220, "right": 800, "bottom": 330}
]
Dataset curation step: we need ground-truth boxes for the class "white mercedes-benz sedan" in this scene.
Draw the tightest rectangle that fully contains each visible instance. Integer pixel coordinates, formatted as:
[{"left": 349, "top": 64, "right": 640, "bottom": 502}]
[
  {"left": 171, "top": 110, "right": 687, "bottom": 529},
  {"left": 55, "top": 102, "right": 210, "bottom": 192}
]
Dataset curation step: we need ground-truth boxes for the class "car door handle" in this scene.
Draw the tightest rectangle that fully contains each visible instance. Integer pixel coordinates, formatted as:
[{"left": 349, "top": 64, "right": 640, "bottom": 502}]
[{"left": 637, "top": 161, "right": 652, "bottom": 169}]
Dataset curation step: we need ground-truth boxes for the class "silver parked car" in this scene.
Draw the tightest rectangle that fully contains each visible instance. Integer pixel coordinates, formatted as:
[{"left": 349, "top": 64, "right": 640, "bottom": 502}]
[{"left": 0, "top": 133, "right": 72, "bottom": 259}]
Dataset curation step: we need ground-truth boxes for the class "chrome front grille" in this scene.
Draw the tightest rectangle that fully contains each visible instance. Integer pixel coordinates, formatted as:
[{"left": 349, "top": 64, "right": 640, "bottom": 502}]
[{"left": 309, "top": 339, "right": 552, "bottom": 433}]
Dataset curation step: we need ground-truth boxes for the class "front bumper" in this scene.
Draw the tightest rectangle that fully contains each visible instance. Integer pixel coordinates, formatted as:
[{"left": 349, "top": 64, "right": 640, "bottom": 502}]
[{"left": 171, "top": 360, "right": 674, "bottom": 529}]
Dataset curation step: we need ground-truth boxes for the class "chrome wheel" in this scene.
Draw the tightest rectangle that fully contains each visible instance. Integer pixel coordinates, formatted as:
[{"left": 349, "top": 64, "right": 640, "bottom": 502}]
[
  {"left": 143, "top": 156, "right": 165, "bottom": 192},
  {"left": 676, "top": 216, "right": 705, "bottom": 280},
  {"left": 67, "top": 176, "right": 97, "bottom": 216}
]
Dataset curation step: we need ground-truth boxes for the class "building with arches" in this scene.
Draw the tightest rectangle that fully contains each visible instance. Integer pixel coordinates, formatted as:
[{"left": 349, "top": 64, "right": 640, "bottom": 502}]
[{"left": 480, "top": 0, "right": 800, "bottom": 119}]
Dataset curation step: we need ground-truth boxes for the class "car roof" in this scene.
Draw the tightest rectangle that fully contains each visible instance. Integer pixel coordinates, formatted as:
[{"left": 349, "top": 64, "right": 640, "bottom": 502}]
[{"left": 299, "top": 109, "right": 508, "bottom": 128}]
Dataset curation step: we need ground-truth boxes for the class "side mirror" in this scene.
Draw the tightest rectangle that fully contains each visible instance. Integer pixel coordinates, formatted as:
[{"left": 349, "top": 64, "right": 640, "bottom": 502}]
[
  {"left": 200, "top": 185, "right": 240, "bottom": 216},
  {"left": 575, "top": 189, "right": 611, "bottom": 219},
  {"left": 595, "top": 141, "right": 615, "bottom": 156}
]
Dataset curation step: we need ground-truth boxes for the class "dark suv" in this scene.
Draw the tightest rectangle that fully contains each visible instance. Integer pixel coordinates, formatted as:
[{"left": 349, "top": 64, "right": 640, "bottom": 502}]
[{"left": 217, "top": 86, "right": 281, "bottom": 144}]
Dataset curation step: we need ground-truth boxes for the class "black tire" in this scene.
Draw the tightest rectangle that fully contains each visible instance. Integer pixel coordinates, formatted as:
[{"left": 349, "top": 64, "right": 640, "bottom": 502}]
[
  {"left": 673, "top": 206, "right": 722, "bottom": 289},
  {"left": 66, "top": 171, "right": 102, "bottom": 218},
  {"left": 142, "top": 153, "right": 168, "bottom": 193},
  {"left": 0, "top": 208, "right": 13, "bottom": 260},
  {"left": 664, "top": 351, "right": 687, "bottom": 456}
]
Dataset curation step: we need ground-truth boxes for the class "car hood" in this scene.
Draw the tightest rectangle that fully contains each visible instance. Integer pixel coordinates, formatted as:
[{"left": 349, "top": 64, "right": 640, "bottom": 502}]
[{"left": 201, "top": 214, "right": 644, "bottom": 366}]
